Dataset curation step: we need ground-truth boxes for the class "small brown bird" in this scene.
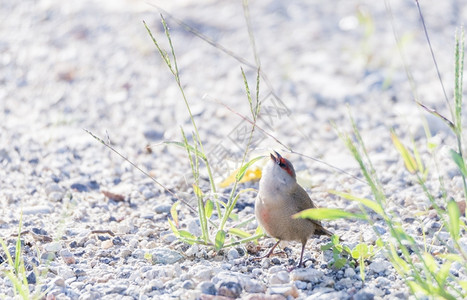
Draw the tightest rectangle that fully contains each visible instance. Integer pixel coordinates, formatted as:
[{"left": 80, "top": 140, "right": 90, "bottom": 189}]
[{"left": 255, "top": 151, "right": 332, "bottom": 268}]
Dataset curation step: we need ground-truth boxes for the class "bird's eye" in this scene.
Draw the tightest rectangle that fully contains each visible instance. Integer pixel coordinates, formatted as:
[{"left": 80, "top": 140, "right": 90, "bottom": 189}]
[{"left": 279, "top": 162, "right": 286, "bottom": 168}]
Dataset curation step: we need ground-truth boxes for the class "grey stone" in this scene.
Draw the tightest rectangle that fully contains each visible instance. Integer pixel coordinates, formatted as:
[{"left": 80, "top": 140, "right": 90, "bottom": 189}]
[
  {"left": 217, "top": 281, "right": 242, "bottom": 298},
  {"left": 227, "top": 248, "right": 239, "bottom": 260},
  {"left": 197, "top": 281, "right": 216, "bottom": 295},
  {"left": 353, "top": 289, "right": 375, "bottom": 300},
  {"left": 244, "top": 278, "right": 266, "bottom": 293},
  {"left": 182, "top": 280, "right": 195, "bottom": 289},
  {"left": 291, "top": 268, "right": 324, "bottom": 282},
  {"left": 368, "top": 259, "right": 391, "bottom": 274},
  {"left": 150, "top": 248, "right": 183, "bottom": 265},
  {"left": 155, "top": 204, "right": 172, "bottom": 214},
  {"left": 344, "top": 268, "right": 356, "bottom": 278},
  {"left": 269, "top": 271, "right": 290, "bottom": 284}
]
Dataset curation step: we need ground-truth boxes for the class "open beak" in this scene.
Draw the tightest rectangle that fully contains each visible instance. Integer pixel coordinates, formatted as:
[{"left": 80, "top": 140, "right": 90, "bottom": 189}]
[{"left": 270, "top": 151, "right": 282, "bottom": 164}]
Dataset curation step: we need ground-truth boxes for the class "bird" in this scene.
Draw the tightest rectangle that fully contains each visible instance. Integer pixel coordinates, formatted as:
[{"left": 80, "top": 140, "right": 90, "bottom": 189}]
[{"left": 255, "top": 151, "right": 332, "bottom": 268}]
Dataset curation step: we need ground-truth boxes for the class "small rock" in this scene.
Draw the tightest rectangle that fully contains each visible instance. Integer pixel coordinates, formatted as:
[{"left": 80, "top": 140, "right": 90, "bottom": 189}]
[
  {"left": 199, "top": 295, "right": 232, "bottom": 300},
  {"left": 53, "top": 277, "right": 66, "bottom": 287},
  {"left": 105, "top": 285, "right": 127, "bottom": 294},
  {"left": 368, "top": 260, "right": 391, "bottom": 274},
  {"left": 182, "top": 280, "right": 195, "bottom": 289},
  {"left": 26, "top": 271, "right": 36, "bottom": 284},
  {"left": 58, "top": 266, "right": 75, "bottom": 280},
  {"left": 155, "top": 204, "right": 171, "bottom": 214},
  {"left": 194, "top": 268, "right": 212, "bottom": 282},
  {"left": 101, "top": 240, "right": 113, "bottom": 249},
  {"left": 217, "top": 281, "right": 242, "bottom": 298},
  {"left": 269, "top": 271, "right": 289, "bottom": 284},
  {"left": 197, "top": 281, "right": 216, "bottom": 295},
  {"left": 59, "top": 249, "right": 76, "bottom": 265},
  {"left": 151, "top": 248, "right": 183, "bottom": 265},
  {"left": 244, "top": 279, "right": 266, "bottom": 293},
  {"left": 313, "top": 291, "right": 349, "bottom": 300},
  {"left": 143, "top": 129, "right": 164, "bottom": 141},
  {"left": 291, "top": 268, "right": 324, "bottom": 282},
  {"left": 187, "top": 219, "right": 202, "bottom": 236},
  {"left": 227, "top": 248, "right": 239, "bottom": 260},
  {"left": 41, "top": 251, "right": 55, "bottom": 262},
  {"left": 353, "top": 289, "right": 375, "bottom": 300},
  {"left": 71, "top": 183, "right": 88, "bottom": 192},
  {"left": 269, "top": 284, "right": 299, "bottom": 298},
  {"left": 335, "top": 278, "right": 353, "bottom": 289},
  {"left": 244, "top": 294, "right": 286, "bottom": 300},
  {"left": 48, "top": 192, "right": 64, "bottom": 202},
  {"left": 261, "top": 258, "right": 271, "bottom": 268},
  {"left": 321, "top": 276, "right": 335, "bottom": 288},
  {"left": 44, "top": 242, "right": 62, "bottom": 253},
  {"left": 112, "top": 236, "right": 123, "bottom": 246},
  {"left": 147, "top": 279, "right": 164, "bottom": 290},
  {"left": 344, "top": 268, "right": 356, "bottom": 278},
  {"left": 23, "top": 205, "right": 53, "bottom": 215},
  {"left": 296, "top": 280, "right": 308, "bottom": 290},
  {"left": 271, "top": 257, "right": 281, "bottom": 265}
]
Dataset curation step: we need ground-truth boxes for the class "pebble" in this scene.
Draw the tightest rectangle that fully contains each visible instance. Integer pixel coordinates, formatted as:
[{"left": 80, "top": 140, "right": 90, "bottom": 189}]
[
  {"left": 182, "top": 280, "right": 195, "bottom": 289},
  {"left": 101, "top": 239, "right": 114, "bottom": 249},
  {"left": 193, "top": 268, "right": 212, "bottom": 282},
  {"left": 23, "top": 205, "right": 53, "bottom": 215},
  {"left": 59, "top": 249, "right": 76, "bottom": 265},
  {"left": 58, "top": 266, "right": 75, "bottom": 280},
  {"left": 244, "top": 294, "right": 286, "bottom": 300},
  {"left": 26, "top": 271, "right": 36, "bottom": 284},
  {"left": 53, "top": 277, "right": 66, "bottom": 287},
  {"left": 71, "top": 183, "right": 88, "bottom": 192},
  {"left": 335, "top": 278, "right": 353, "bottom": 289},
  {"left": 344, "top": 268, "right": 356, "bottom": 278},
  {"left": 217, "top": 281, "right": 242, "bottom": 298},
  {"left": 227, "top": 248, "right": 239, "bottom": 260},
  {"left": 291, "top": 268, "right": 325, "bottom": 283},
  {"left": 44, "top": 242, "right": 62, "bottom": 253},
  {"left": 353, "top": 289, "right": 375, "bottom": 300},
  {"left": 244, "top": 279, "right": 266, "bottom": 293},
  {"left": 197, "top": 281, "right": 216, "bottom": 295},
  {"left": 368, "top": 259, "right": 392, "bottom": 274},
  {"left": 269, "top": 271, "right": 290, "bottom": 284},
  {"left": 313, "top": 291, "right": 349, "bottom": 300},
  {"left": 260, "top": 258, "right": 271, "bottom": 269},
  {"left": 155, "top": 204, "right": 172, "bottom": 214},
  {"left": 269, "top": 284, "right": 299, "bottom": 298},
  {"left": 150, "top": 248, "right": 183, "bottom": 265}
]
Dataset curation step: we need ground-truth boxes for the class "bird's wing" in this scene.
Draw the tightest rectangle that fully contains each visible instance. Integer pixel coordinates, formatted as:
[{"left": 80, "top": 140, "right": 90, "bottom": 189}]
[{"left": 291, "top": 184, "right": 332, "bottom": 237}]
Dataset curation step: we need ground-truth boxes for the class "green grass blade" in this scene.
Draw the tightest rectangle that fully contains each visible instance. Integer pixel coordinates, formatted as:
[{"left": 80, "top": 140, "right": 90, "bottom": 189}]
[
  {"left": 293, "top": 208, "right": 367, "bottom": 221},
  {"left": 14, "top": 215, "right": 22, "bottom": 274},
  {"left": 329, "top": 190, "right": 384, "bottom": 216},
  {"left": 450, "top": 149, "right": 467, "bottom": 178},
  {"left": 167, "top": 218, "right": 179, "bottom": 237},
  {"left": 228, "top": 228, "right": 251, "bottom": 239},
  {"left": 391, "top": 130, "right": 418, "bottom": 174},
  {"left": 205, "top": 199, "right": 214, "bottom": 219},
  {"left": 447, "top": 199, "right": 460, "bottom": 240},
  {"left": 236, "top": 155, "right": 264, "bottom": 182},
  {"left": 170, "top": 201, "right": 179, "bottom": 226},
  {"left": 164, "top": 141, "right": 207, "bottom": 162},
  {"left": 215, "top": 230, "right": 226, "bottom": 251}
]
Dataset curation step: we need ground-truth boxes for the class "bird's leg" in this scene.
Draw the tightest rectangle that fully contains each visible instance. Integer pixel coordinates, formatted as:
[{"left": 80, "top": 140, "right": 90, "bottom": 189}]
[
  {"left": 253, "top": 240, "right": 281, "bottom": 261},
  {"left": 298, "top": 242, "right": 306, "bottom": 268},
  {"left": 286, "top": 242, "right": 307, "bottom": 272}
]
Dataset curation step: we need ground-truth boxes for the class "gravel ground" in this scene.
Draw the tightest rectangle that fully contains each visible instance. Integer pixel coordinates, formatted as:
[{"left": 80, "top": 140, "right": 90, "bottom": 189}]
[{"left": 2, "top": 0, "right": 467, "bottom": 299}]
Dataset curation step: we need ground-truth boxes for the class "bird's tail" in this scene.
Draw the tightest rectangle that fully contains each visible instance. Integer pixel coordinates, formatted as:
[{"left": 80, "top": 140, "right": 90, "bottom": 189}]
[{"left": 315, "top": 225, "right": 333, "bottom": 237}]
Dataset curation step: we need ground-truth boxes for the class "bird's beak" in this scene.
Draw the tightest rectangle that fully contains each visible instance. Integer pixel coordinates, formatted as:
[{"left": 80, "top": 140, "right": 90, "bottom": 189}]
[{"left": 270, "top": 151, "right": 281, "bottom": 164}]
